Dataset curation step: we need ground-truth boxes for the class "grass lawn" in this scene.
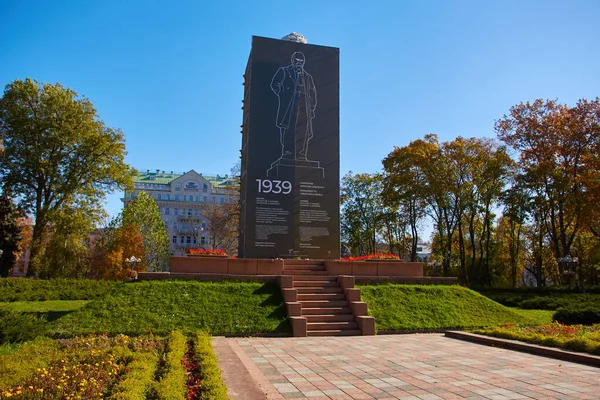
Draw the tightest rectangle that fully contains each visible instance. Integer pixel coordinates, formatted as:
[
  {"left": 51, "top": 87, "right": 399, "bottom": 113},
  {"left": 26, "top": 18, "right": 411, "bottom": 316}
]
[
  {"left": 46, "top": 280, "right": 290, "bottom": 338},
  {"left": 4, "top": 300, "right": 90, "bottom": 313},
  {"left": 0, "top": 278, "right": 121, "bottom": 301},
  {"left": 507, "top": 308, "right": 554, "bottom": 324},
  {"left": 358, "top": 284, "right": 537, "bottom": 331}
]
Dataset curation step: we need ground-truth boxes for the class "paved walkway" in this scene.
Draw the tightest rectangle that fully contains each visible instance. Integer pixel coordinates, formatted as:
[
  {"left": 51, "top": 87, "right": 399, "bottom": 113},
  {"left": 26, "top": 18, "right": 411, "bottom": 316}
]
[{"left": 222, "top": 334, "right": 600, "bottom": 400}]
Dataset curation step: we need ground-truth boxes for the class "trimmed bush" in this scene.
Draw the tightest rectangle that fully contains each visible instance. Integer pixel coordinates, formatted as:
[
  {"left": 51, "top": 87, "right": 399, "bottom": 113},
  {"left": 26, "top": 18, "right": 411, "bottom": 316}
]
[
  {"left": 0, "top": 307, "right": 46, "bottom": 344},
  {"left": 194, "top": 332, "right": 228, "bottom": 400},
  {"left": 0, "top": 278, "right": 121, "bottom": 301},
  {"left": 554, "top": 306, "right": 600, "bottom": 325},
  {"left": 153, "top": 331, "right": 187, "bottom": 400},
  {"left": 111, "top": 352, "right": 159, "bottom": 400}
]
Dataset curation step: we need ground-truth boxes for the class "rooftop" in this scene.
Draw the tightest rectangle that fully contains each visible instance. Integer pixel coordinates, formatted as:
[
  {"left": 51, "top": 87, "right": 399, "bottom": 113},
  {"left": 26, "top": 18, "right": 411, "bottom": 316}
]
[{"left": 133, "top": 170, "right": 235, "bottom": 187}]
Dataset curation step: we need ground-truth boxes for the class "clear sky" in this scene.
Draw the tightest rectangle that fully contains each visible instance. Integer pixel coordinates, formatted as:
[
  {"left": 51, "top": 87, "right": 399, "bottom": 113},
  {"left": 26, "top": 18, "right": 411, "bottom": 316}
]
[{"left": 1, "top": 0, "right": 599, "bottom": 230}]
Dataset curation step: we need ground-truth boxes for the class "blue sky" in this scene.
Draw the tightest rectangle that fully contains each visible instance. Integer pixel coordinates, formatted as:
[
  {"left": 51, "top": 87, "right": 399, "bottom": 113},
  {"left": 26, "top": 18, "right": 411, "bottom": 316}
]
[{"left": 1, "top": 0, "right": 599, "bottom": 227}]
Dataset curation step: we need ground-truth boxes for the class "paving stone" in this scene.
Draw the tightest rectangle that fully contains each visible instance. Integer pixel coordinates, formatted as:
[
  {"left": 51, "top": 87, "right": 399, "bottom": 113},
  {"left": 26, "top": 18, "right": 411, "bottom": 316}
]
[{"left": 223, "top": 334, "right": 600, "bottom": 400}]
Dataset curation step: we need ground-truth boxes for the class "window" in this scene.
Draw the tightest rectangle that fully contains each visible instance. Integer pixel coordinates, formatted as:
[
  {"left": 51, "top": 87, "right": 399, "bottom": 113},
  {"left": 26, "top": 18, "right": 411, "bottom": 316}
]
[
  {"left": 188, "top": 208, "right": 192, "bottom": 216},
  {"left": 175, "top": 195, "right": 179, "bottom": 201},
  {"left": 193, "top": 237, "right": 197, "bottom": 244},
  {"left": 195, "top": 209, "right": 199, "bottom": 216},
  {"left": 195, "top": 196, "right": 199, "bottom": 202},
  {"left": 203, "top": 196, "right": 207, "bottom": 202},
  {"left": 220, "top": 197, "right": 224, "bottom": 204},
  {"left": 166, "top": 194, "right": 170, "bottom": 200},
  {"left": 180, "top": 236, "right": 185, "bottom": 244},
  {"left": 175, "top": 183, "right": 181, "bottom": 191},
  {"left": 201, "top": 222, "right": 206, "bottom": 231},
  {"left": 165, "top": 208, "right": 170, "bottom": 215},
  {"left": 203, "top": 184, "right": 208, "bottom": 193},
  {"left": 183, "top": 195, "right": 186, "bottom": 201},
  {"left": 212, "top": 197, "right": 216, "bottom": 203},
  {"left": 200, "top": 237, "right": 206, "bottom": 244},
  {"left": 130, "top": 192, "right": 134, "bottom": 198},
  {"left": 174, "top": 208, "right": 179, "bottom": 215},
  {"left": 172, "top": 236, "right": 177, "bottom": 244},
  {"left": 158, "top": 194, "right": 162, "bottom": 200},
  {"left": 186, "top": 236, "right": 191, "bottom": 244}
]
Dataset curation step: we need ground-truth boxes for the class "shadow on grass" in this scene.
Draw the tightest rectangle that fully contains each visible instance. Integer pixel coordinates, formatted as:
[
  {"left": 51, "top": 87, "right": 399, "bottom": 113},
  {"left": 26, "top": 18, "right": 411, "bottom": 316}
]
[{"left": 26, "top": 310, "right": 77, "bottom": 323}]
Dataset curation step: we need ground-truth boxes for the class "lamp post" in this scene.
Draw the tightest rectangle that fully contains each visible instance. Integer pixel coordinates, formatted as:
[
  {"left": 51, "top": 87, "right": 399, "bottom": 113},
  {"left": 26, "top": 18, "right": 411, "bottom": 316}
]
[
  {"left": 557, "top": 254, "right": 579, "bottom": 288},
  {"left": 125, "top": 256, "right": 141, "bottom": 280}
]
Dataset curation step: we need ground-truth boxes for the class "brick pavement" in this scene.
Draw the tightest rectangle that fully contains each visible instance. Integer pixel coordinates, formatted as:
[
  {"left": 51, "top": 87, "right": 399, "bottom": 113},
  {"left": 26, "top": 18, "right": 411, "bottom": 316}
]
[{"left": 226, "top": 334, "right": 600, "bottom": 400}]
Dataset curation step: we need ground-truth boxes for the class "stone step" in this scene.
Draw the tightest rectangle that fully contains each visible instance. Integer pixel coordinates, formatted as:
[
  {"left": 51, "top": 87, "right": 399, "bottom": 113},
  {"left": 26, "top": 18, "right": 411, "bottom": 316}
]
[
  {"left": 296, "top": 287, "right": 343, "bottom": 294},
  {"left": 283, "top": 264, "right": 326, "bottom": 271},
  {"left": 284, "top": 260, "right": 325, "bottom": 266},
  {"left": 294, "top": 280, "right": 339, "bottom": 287},
  {"left": 297, "top": 293, "right": 346, "bottom": 301},
  {"left": 290, "top": 275, "right": 336, "bottom": 281},
  {"left": 302, "top": 307, "right": 351, "bottom": 315},
  {"left": 307, "top": 329, "right": 362, "bottom": 337},
  {"left": 299, "top": 300, "right": 348, "bottom": 308},
  {"left": 307, "top": 321, "right": 358, "bottom": 330},
  {"left": 283, "top": 270, "right": 329, "bottom": 275},
  {"left": 305, "top": 314, "right": 355, "bottom": 323}
]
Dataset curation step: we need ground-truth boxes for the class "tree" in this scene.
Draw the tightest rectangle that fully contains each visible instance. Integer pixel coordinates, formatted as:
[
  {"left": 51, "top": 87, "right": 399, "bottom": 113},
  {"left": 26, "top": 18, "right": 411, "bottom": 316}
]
[
  {"left": 38, "top": 206, "right": 98, "bottom": 278},
  {"left": 496, "top": 98, "right": 600, "bottom": 266},
  {"left": 121, "top": 191, "right": 169, "bottom": 271},
  {"left": 0, "top": 79, "right": 134, "bottom": 276},
  {"left": 382, "top": 146, "right": 426, "bottom": 261},
  {"left": 204, "top": 201, "right": 239, "bottom": 255},
  {"left": 0, "top": 196, "right": 22, "bottom": 277},
  {"left": 93, "top": 222, "right": 146, "bottom": 280},
  {"left": 341, "top": 172, "right": 384, "bottom": 256}
]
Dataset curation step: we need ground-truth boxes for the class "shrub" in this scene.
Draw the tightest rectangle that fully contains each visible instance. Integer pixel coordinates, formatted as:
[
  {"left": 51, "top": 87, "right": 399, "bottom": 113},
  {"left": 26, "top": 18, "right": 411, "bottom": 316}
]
[
  {"left": 111, "top": 352, "right": 159, "bottom": 400},
  {"left": 152, "top": 331, "right": 187, "bottom": 400},
  {"left": 0, "top": 278, "right": 121, "bottom": 301},
  {"left": 553, "top": 306, "right": 600, "bottom": 325},
  {"left": 193, "top": 332, "right": 228, "bottom": 400},
  {"left": 0, "top": 307, "right": 46, "bottom": 344}
]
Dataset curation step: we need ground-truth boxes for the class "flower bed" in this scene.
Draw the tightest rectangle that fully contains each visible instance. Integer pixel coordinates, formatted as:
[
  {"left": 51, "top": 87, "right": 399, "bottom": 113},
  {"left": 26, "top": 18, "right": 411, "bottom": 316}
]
[
  {"left": 340, "top": 253, "right": 401, "bottom": 262},
  {"left": 187, "top": 248, "right": 228, "bottom": 257},
  {"left": 473, "top": 322, "right": 600, "bottom": 355},
  {"left": 0, "top": 331, "right": 228, "bottom": 399}
]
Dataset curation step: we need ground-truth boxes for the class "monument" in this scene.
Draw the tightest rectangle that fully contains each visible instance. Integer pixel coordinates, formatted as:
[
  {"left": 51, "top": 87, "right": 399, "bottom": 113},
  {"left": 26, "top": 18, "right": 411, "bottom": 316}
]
[{"left": 238, "top": 34, "right": 340, "bottom": 259}]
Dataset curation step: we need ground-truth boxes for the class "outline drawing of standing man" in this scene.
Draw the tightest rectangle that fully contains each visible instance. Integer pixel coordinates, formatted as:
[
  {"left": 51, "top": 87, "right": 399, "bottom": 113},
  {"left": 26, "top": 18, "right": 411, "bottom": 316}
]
[{"left": 270, "top": 52, "right": 317, "bottom": 162}]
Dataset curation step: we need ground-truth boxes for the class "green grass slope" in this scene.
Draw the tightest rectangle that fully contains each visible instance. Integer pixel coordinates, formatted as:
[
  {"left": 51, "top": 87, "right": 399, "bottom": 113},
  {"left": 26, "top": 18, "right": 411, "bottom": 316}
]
[
  {"left": 46, "top": 281, "right": 290, "bottom": 338},
  {"left": 358, "top": 284, "right": 535, "bottom": 331},
  {"left": 0, "top": 278, "right": 121, "bottom": 301}
]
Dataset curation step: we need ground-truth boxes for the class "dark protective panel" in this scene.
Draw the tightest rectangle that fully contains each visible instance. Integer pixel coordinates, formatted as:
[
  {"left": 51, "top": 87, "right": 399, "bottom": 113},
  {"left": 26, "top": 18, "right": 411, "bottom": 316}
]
[{"left": 239, "top": 36, "right": 340, "bottom": 259}]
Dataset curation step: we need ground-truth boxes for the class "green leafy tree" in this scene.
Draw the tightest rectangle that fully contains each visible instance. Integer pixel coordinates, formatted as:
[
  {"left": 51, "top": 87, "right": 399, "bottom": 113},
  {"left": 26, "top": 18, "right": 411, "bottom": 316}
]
[
  {"left": 0, "top": 78, "right": 134, "bottom": 276},
  {"left": 382, "top": 145, "right": 426, "bottom": 261},
  {"left": 38, "top": 206, "right": 100, "bottom": 278},
  {"left": 0, "top": 196, "right": 22, "bottom": 277},
  {"left": 341, "top": 172, "right": 384, "bottom": 256},
  {"left": 121, "top": 191, "right": 169, "bottom": 271}
]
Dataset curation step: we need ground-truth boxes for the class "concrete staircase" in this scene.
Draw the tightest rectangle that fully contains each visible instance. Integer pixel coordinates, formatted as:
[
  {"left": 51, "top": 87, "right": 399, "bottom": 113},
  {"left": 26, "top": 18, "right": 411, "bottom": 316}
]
[{"left": 280, "top": 260, "right": 375, "bottom": 337}]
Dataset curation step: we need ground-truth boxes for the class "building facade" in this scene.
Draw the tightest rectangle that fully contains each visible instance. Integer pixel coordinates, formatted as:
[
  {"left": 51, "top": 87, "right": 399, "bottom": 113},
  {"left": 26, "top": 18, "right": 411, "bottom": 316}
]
[{"left": 122, "top": 170, "right": 237, "bottom": 255}]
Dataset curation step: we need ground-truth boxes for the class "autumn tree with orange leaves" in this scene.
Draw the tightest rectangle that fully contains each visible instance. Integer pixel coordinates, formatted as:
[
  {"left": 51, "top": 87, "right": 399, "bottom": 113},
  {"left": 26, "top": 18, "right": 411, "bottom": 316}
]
[{"left": 496, "top": 98, "right": 600, "bottom": 271}]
